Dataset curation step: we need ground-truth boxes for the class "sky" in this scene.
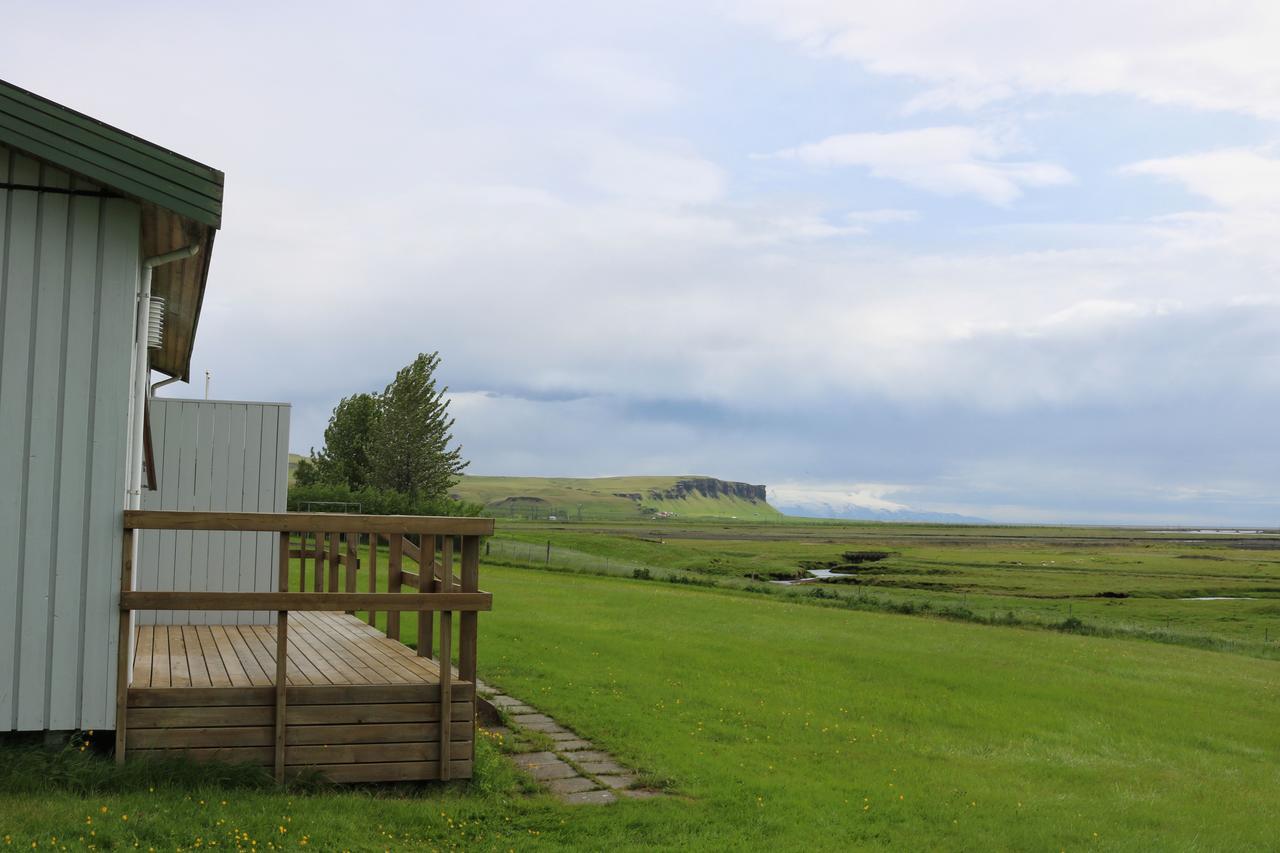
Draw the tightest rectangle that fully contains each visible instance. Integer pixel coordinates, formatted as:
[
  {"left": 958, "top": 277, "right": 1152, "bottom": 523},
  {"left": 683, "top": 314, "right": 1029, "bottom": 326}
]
[{"left": 3, "top": 1, "right": 1279, "bottom": 525}]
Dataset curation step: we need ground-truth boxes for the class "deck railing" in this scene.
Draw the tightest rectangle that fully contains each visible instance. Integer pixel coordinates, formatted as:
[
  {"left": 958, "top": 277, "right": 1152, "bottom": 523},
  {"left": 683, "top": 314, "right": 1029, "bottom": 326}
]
[{"left": 115, "top": 510, "right": 494, "bottom": 781}]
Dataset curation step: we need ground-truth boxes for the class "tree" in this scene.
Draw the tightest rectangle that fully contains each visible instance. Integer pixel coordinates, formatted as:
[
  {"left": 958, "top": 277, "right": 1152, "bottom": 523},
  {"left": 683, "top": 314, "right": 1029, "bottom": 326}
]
[
  {"left": 311, "top": 393, "right": 378, "bottom": 490},
  {"left": 368, "top": 352, "right": 468, "bottom": 500}
]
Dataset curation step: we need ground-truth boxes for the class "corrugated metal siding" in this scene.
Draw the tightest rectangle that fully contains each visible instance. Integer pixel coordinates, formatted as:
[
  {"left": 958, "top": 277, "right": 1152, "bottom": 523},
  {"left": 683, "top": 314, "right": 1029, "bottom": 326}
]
[
  {"left": 137, "top": 399, "right": 291, "bottom": 626},
  {"left": 0, "top": 145, "right": 139, "bottom": 731}
]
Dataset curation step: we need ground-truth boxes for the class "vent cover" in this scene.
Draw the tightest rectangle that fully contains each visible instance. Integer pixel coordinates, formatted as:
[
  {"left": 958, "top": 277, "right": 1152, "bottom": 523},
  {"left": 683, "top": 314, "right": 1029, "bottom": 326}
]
[{"left": 147, "top": 297, "right": 165, "bottom": 349}]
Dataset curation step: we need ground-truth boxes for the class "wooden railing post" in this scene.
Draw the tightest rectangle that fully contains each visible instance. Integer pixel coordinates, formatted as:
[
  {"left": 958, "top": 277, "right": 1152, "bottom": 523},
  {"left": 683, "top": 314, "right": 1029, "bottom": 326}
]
[
  {"left": 459, "top": 536, "right": 479, "bottom": 687},
  {"left": 366, "top": 533, "right": 379, "bottom": 627},
  {"left": 327, "top": 532, "right": 340, "bottom": 593},
  {"left": 417, "top": 535, "right": 435, "bottom": 658},
  {"left": 274, "top": 532, "right": 290, "bottom": 783},
  {"left": 114, "top": 526, "right": 135, "bottom": 765},
  {"left": 438, "top": 535, "right": 454, "bottom": 781},
  {"left": 312, "top": 532, "right": 324, "bottom": 592},
  {"left": 387, "top": 534, "right": 403, "bottom": 641},
  {"left": 344, "top": 532, "right": 358, "bottom": 613}
]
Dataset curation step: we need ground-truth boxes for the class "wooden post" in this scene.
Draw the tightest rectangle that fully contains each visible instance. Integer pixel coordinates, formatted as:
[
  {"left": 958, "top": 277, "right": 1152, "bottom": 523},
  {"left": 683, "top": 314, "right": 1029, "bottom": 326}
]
[
  {"left": 417, "top": 535, "right": 435, "bottom": 658},
  {"left": 459, "top": 536, "right": 480, "bottom": 686},
  {"left": 274, "top": 532, "right": 290, "bottom": 783},
  {"left": 297, "top": 532, "right": 306, "bottom": 593},
  {"left": 366, "top": 533, "right": 379, "bottom": 627},
  {"left": 327, "top": 531, "right": 340, "bottom": 593},
  {"left": 345, "top": 532, "right": 358, "bottom": 613},
  {"left": 459, "top": 535, "right": 480, "bottom": 766},
  {"left": 438, "top": 534, "right": 454, "bottom": 781},
  {"left": 387, "top": 535, "right": 403, "bottom": 641},
  {"left": 114, "top": 527, "right": 135, "bottom": 765},
  {"left": 312, "top": 532, "right": 324, "bottom": 592}
]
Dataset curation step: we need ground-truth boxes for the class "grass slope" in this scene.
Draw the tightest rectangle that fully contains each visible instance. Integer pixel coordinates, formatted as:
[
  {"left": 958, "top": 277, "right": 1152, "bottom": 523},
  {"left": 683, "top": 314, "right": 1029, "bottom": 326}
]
[
  {"left": 3, "top": 564, "right": 1277, "bottom": 850},
  {"left": 453, "top": 475, "right": 783, "bottom": 521}
]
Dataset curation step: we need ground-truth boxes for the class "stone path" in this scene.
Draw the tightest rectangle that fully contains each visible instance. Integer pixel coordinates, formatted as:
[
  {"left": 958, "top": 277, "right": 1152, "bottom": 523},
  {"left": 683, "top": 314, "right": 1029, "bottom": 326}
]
[{"left": 475, "top": 679, "right": 663, "bottom": 805}]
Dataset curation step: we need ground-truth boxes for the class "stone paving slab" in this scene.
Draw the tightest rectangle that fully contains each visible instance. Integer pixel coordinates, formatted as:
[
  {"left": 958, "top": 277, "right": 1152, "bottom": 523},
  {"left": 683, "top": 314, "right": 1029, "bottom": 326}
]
[
  {"left": 547, "top": 730, "right": 580, "bottom": 742},
  {"left": 529, "top": 761, "right": 578, "bottom": 781},
  {"left": 578, "top": 760, "right": 629, "bottom": 776},
  {"left": 595, "top": 774, "right": 636, "bottom": 790},
  {"left": 546, "top": 776, "right": 600, "bottom": 795},
  {"left": 511, "top": 713, "right": 556, "bottom": 726},
  {"left": 562, "top": 790, "right": 617, "bottom": 805},
  {"left": 511, "top": 751, "right": 561, "bottom": 769},
  {"left": 556, "top": 739, "right": 592, "bottom": 751},
  {"left": 564, "top": 750, "right": 611, "bottom": 763},
  {"left": 488, "top": 695, "right": 525, "bottom": 708}
]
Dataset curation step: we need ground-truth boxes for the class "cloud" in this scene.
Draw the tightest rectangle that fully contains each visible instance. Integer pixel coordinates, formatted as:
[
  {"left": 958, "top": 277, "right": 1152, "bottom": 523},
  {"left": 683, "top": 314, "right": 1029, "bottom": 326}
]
[
  {"left": 769, "top": 482, "right": 910, "bottom": 513},
  {"left": 736, "top": 0, "right": 1280, "bottom": 118},
  {"left": 1123, "top": 147, "right": 1280, "bottom": 211},
  {"left": 544, "top": 48, "right": 682, "bottom": 111},
  {"left": 582, "top": 137, "right": 727, "bottom": 205},
  {"left": 767, "top": 126, "right": 1072, "bottom": 204}
]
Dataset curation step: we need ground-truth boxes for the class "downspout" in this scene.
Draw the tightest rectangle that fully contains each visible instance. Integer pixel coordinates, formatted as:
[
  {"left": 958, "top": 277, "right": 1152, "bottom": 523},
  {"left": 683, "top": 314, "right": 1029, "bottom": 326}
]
[
  {"left": 121, "top": 245, "right": 198, "bottom": 712},
  {"left": 127, "top": 246, "right": 198, "bottom": 511},
  {"left": 150, "top": 375, "right": 181, "bottom": 396}
]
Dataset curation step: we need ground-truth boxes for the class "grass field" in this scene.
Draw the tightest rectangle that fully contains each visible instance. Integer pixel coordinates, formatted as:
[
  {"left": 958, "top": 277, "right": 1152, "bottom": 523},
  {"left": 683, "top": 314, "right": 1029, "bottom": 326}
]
[
  {"left": 451, "top": 475, "right": 783, "bottom": 522},
  {"left": 489, "top": 520, "right": 1280, "bottom": 654},
  {"left": 2, "top": 561, "right": 1278, "bottom": 850}
]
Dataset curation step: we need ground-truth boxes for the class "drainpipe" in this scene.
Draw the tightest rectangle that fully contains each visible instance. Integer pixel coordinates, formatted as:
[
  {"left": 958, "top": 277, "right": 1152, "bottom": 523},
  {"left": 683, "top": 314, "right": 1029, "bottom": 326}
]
[
  {"left": 127, "top": 245, "right": 198, "bottom": 511},
  {"left": 150, "top": 375, "right": 181, "bottom": 396}
]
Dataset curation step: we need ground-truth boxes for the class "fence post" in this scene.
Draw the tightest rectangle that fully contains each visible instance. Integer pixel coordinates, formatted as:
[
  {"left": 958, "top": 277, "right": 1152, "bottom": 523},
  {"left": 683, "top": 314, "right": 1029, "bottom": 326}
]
[
  {"left": 438, "top": 535, "right": 454, "bottom": 781},
  {"left": 274, "top": 532, "right": 290, "bottom": 783},
  {"left": 418, "top": 535, "right": 436, "bottom": 658},
  {"left": 114, "top": 527, "right": 135, "bottom": 765},
  {"left": 460, "top": 536, "right": 480, "bottom": 686},
  {"left": 366, "top": 533, "right": 379, "bottom": 627},
  {"left": 387, "top": 534, "right": 403, "bottom": 641}
]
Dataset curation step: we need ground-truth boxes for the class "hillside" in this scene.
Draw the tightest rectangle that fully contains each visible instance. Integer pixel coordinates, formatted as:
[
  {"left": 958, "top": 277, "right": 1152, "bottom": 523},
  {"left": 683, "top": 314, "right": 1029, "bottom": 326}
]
[{"left": 451, "top": 474, "right": 782, "bottom": 521}]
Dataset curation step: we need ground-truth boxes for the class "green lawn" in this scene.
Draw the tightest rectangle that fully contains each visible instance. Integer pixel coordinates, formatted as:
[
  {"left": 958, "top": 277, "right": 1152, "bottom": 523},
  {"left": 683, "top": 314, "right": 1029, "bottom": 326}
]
[
  {"left": 2, "top": 563, "right": 1278, "bottom": 849},
  {"left": 491, "top": 522, "right": 1280, "bottom": 653}
]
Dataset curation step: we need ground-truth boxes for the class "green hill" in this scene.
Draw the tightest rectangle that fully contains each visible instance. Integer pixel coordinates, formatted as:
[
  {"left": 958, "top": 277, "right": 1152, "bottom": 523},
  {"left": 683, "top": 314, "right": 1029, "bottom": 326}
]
[{"left": 451, "top": 474, "right": 782, "bottom": 521}]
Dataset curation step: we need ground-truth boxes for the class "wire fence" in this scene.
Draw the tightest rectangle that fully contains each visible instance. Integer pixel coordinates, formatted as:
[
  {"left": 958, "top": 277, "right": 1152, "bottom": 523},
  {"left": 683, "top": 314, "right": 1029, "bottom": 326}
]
[{"left": 483, "top": 536, "right": 1280, "bottom": 656}]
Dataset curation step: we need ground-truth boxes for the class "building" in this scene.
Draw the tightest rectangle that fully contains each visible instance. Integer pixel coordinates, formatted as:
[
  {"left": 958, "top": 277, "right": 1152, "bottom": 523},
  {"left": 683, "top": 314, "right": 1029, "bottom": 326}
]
[{"left": 0, "top": 79, "right": 490, "bottom": 782}]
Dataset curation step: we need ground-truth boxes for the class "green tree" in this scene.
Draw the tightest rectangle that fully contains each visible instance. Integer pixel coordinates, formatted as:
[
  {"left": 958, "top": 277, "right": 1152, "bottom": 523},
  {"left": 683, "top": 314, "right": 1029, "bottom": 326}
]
[
  {"left": 311, "top": 393, "right": 378, "bottom": 490},
  {"left": 369, "top": 352, "right": 468, "bottom": 500}
]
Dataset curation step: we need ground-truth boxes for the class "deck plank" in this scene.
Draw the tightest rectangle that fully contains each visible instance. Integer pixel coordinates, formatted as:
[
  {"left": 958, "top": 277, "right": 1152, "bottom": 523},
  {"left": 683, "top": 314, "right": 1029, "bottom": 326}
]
[
  {"left": 195, "top": 626, "right": 232, "bottom": 687},
  {"left": 132, "top": 626, "right": 154, "bottom": 688},
  {"left": 152, "top": 625, "right": 171, "bottom": 687},
  {"left": 183, "top": 626, "right": 211, "bottom": 687},
  {"left": 207, "top": 625, "right": 251, "bottom": 686}
]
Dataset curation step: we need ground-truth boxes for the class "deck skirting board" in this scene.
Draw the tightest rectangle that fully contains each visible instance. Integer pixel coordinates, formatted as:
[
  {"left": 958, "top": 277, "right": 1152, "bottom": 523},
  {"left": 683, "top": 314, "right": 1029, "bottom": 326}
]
[{"left": 124, "top": 611, "right": 476, "bottom": 782}]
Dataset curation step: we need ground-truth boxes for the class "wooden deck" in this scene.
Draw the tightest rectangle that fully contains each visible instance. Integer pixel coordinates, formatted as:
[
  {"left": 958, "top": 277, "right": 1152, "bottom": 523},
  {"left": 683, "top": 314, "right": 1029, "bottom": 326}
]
[
  {"left": 132, "top": 611, "right": 449, "bottom": 688},
  {"left": 126, "top": 612, "right": 475, "bottom": 782}
]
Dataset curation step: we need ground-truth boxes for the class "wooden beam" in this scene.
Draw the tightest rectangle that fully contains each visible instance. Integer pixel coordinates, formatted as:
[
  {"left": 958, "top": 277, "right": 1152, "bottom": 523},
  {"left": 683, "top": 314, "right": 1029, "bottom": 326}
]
[
  {"left": 387, "top": 535, "right": 403, "bottom": 641},
  {"left": 459, "top": 536, "right": 480, "bottom": 688},
  {"left": 121, "top": 591, "right": 493, "bottom": 612},
  {"left": 417, "top": 535, "right": 435, "bottom": 659},
  {"left": 438, "top": 536, "right": 453, "bottom": 781},
  {"left": 124, "top": 510, "right": 494, "bottom": 536},
  {"left": 327, "top": 531, "right": 340, "bottom": 593},
  {"left": 274, "top": 534, "right": 290, "bottom": 782},
  {"left": 114, "top": 527, "right": 135, "bottom": 764}
]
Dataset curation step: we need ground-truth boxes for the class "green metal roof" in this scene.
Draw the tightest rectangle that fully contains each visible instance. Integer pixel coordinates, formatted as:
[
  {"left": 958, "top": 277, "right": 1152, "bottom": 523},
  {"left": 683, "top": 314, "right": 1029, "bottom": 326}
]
[{"left": 0, "top": 78, "right": 223, "bottom": 227}]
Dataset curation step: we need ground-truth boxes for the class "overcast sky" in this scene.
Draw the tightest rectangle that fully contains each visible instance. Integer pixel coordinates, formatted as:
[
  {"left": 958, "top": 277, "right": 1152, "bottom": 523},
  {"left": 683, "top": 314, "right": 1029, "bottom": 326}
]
[{"left": 5, "top": 2, "right": 1279, "bottom": 525}]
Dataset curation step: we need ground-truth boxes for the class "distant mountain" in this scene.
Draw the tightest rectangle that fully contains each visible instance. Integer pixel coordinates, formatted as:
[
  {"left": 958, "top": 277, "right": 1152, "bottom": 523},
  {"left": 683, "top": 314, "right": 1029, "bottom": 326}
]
[{"left": 451, "top": 474, "right": 783, "bottom": 521}]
